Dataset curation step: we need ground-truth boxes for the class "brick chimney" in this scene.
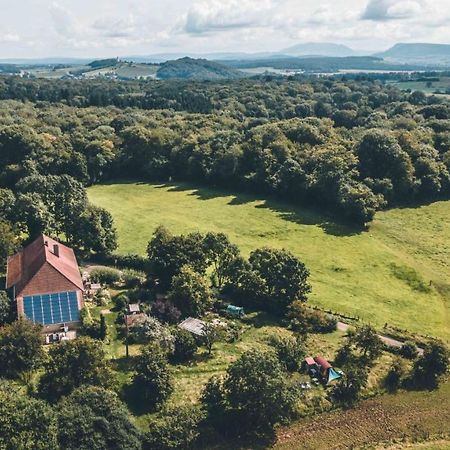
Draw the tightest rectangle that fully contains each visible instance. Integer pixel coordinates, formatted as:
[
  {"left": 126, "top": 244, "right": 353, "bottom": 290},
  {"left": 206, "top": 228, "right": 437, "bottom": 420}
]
[{"left": 53, "top": 244, "right": 59, "bottom": 257}]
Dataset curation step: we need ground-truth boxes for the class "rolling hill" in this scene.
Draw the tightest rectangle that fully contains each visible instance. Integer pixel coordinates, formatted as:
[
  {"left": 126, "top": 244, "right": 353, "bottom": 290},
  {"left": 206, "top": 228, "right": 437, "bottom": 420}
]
[
  {"left": 156, "top": 57, "right": 245, "bottom": 80},
  {"left": 375, "top": 43, "right": 450, "bottom": 65},
  {"left": 282, "top": 42, "right": 356, "bottom": 57}
]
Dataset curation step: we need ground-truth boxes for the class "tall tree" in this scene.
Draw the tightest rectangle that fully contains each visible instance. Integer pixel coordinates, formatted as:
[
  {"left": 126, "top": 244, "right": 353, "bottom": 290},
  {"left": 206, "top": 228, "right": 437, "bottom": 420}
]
[
  {"left": 132, "top": 345, "right": 173, "bottom": 411},
  {"left": 249, "top": 247, "right": 311, "bottom": 314},
  {"left": 168, "top": 265, "right": 213, "bottom": 318},
  {"left": 38, "top": 336, "right": 114, "bottom": 403},
  {"left": 0, "top": 384, "right": 59, "bottom": 450},
  {"left": 0, "top": 320, "right": 44, "bottom": 379},
  {"left": 57, "top": 386, "right": 142, "bottom": 450}
]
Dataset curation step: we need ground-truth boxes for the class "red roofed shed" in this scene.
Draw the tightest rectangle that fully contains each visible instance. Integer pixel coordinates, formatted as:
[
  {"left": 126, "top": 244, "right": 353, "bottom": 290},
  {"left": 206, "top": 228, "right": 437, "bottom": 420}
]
[{"left": 6, "top": 235, "right": 84, "bottom": 332}]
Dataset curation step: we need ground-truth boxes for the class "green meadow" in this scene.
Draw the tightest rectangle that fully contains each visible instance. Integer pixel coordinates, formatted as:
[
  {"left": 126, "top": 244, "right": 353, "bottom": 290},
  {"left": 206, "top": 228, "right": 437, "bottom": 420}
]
[{"left": 88, "top": 181, "right": 450, "bottom": 341}]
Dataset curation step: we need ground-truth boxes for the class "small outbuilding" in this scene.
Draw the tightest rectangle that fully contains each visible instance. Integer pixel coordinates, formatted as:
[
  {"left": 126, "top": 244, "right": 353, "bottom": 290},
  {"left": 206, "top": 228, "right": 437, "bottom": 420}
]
[
  {"left": 226, "top": 305, "right": 244, "bottom": 318},
  {"left": 128, "top": 303, "right": 141, "bottom": 314},
  {"left": 178, "top": 317, "right": 207, "bottom": 337},
  {"left": 314, "top": 356, "right": 342, "bottom": 384}
]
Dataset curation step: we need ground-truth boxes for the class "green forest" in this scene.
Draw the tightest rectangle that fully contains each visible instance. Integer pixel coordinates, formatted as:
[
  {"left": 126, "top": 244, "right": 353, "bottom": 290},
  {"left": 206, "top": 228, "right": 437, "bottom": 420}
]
[{"left": 0, "top": 75, "right": 449, "bottom": 450}]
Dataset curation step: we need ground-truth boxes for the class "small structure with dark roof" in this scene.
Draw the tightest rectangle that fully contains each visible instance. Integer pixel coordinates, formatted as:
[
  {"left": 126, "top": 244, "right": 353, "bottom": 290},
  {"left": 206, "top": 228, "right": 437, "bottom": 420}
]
[
  {"left": 6, "top": 234, "right": 84, "bottom": 333},
  {"left": 314, "top": 356, "right": 342, "bottom": 384},
  {"left": 226, "top": 305, "right": 244, "bottom": 318}
]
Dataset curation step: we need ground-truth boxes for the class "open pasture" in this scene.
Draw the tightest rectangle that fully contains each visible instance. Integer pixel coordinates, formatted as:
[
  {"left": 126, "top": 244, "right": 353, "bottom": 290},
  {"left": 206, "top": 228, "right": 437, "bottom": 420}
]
[{"left": 88, "top": 181, "right": 450, "bottom": 341}]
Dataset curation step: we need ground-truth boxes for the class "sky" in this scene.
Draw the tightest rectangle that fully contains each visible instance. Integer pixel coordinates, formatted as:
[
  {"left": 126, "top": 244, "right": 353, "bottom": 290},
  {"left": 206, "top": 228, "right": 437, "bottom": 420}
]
[{"left": 0, "top": 0, "right": 449, "bottom": 58}]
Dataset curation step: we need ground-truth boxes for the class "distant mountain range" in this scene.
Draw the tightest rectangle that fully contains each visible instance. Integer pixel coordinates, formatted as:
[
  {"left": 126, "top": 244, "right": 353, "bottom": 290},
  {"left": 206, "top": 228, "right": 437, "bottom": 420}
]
[
  {"left": 374, "top": 43, "right": 450, "bottom": 65},
  {"left": 281, "top": 42, "right": 358, "bottom": 57},
  {"left": 1, "top": 42, "right": 449, "bottom": 71}
]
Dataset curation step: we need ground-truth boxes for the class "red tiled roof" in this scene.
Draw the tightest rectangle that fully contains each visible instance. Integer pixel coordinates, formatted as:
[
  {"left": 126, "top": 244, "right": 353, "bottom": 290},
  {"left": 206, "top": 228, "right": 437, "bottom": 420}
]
[
  {"left": 305, "top": 357, "right": 316, "bottom": 366},
  {"left": 6, "top": 234, "right": 84, "bottom": 296},
  {"left": 125, "top": 313, "right": 146, "bottom": 328},
  {"left": 314, "top": 356, "right": 332, "bottom": 370}
]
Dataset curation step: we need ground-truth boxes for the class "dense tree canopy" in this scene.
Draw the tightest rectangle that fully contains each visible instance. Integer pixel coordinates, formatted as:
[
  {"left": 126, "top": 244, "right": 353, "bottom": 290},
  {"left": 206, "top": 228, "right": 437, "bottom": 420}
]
[
  {"left": 0, "top": 320, "right": 44, "bottom": 379},
  {"left": 57, "top": 386, "right": 142, "bottom": 450},
  {"left": 38, "top": 336, "right": 114, "bottom": 403},
  {"left": 0, "top": 384, "right": 59, "bottom": 450}
]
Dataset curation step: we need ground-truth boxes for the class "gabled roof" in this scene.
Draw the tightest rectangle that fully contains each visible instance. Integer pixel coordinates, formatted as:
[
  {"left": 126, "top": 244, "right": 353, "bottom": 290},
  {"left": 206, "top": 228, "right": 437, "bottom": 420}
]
[
  {"left": 314, "top": 356, "right": 332, "bottom": 371},
  {"left": 305, "top": 356, "right": 316, "bottom": 366},
  {"left": 6, "top": 234, "right": 84, "bottom": 296}
]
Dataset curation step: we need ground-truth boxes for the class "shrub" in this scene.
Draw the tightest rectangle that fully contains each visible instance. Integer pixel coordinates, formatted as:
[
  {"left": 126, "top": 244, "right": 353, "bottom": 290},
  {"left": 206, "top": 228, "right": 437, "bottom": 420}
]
[
  {"left": 410, "top": 341, "right": 449, "bottom": 389},
  {"left": 122, "top": 268, "right": 146, "bottom": 288},
  {"left": 143, "top": 406, "right": 203, "bottom": 450},
  {"left": 287, "top": 301, "right": 337, "bottom": 334},
  {"left": 79, "top": 307, "right": 102, "bottom": 339},
  {"left": 113, "top": 292, "right": 129, "bottom": 311},
  {"left": 268, "top": 334, "right": 306, "bottom": 372},
  {"left": 399, "top": 341, "right": 419, "bottom": 359},
  {"left": 171, "top": 328, "right": 198, "bottom": 363},
  {"left": 93, "top": 288, "right": 111, "bottom": 306},
  {"left": 151, "top": 299, "right": 181, "bottom": 324},
  {"left": 330, "top": 364, "right": 368, "bottom": 406},
  {"left": 89, "top": 267, "right": 122, "bottom": 285},
  {"left": 0, "top": 290, "right": 12, "bottom": 325},
  {"left": 130, "top": 316, "right": 175, "bottom": 352},
  {"left": 384, "top": 358, "right": 406, "bottom": 392}
]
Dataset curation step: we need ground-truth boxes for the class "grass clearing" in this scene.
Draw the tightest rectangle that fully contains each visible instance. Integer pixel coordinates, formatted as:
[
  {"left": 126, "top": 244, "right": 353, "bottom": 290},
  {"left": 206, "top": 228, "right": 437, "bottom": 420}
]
[{"left": 88, "top": 181, "right": 450, "bottom": 341}]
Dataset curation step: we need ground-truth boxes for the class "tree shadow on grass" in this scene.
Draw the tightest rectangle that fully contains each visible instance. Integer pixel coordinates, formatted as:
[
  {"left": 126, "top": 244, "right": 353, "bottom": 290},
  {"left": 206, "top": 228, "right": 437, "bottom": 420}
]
[
  {"left": 242, "top": 311, "right": 283, "bottom": 329},
  {"left": 122, "top": 382, "right": 153, "bottom": 416},
  {"left": 112, "top": 180, "right": 366, "bottom": 237}
]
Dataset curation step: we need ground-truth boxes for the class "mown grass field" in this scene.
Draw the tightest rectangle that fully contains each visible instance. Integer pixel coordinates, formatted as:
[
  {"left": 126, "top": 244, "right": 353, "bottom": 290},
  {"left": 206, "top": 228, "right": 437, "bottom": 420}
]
[{"left": 88, "top": 181, "right": 450, "bottom": 341}]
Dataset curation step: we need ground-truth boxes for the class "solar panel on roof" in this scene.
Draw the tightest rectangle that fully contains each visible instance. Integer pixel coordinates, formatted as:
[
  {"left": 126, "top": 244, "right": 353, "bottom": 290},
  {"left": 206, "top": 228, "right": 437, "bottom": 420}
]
[{"left": 23, "top": 291, "right": 80, "bottom": 325}]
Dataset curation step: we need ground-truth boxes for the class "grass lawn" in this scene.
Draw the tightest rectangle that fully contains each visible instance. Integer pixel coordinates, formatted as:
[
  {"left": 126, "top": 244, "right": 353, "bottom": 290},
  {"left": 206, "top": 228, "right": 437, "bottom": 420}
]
[{"left": 88, "top": 181, "right": 450, "bottom": 341}]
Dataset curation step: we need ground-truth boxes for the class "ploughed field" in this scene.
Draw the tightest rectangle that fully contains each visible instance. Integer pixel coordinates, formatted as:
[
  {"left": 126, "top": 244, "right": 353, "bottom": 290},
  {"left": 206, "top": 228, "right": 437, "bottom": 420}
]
[{"left": 88, "top": 181, "right": 450, "bottom": 341}]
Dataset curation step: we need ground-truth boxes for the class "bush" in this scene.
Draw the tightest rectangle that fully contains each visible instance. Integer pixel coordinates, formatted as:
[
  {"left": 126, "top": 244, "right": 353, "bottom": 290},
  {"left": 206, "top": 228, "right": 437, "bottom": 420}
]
[
  {"left": 113, "top": 292, "right": 129, "bottom": 311},
  {"left": 143, "top": 406, "right": 203, "bottom": 450},
  {"left": 330, "top": 364, "right": 368, "bottom": 406},
  {"left": 93, "top": 253, "right": 148, "bottom": 271},
  {"left": 130, "top": 316, "right": 175, "bottom": 352},
  {"left": 287, "top": 301, "right": 337, "bottom": 334},
  {"left": 399, "top": 341, "right": 419, "bottom": 359},
  {"left": 0, "top": 290, "right": 12, "bottom": 325},
  {"left": 79, "top": 307, "right": 102, "bottom": 339},
  {"left": 384, "top": 358, "right": 406, "bottom": 392},
  {"left": 268, "top": 334, "right": 306, "bottom": 372},
  {"left": 151, "top": 299, "right": 181, "bottom": 324},
  {"left": 410, "top": 341, "right": 449, "bottom": 389},
  {"left": 122, "top": 268, "right": 146, "bottom": 288},
  {"left": 93, "top": 288, "right": 111, "bottom": 306},
  {"left": 89, "top": 267, "right": 122, "bottom": 285},
  {"left": 170, "top": 328, "right": 198, "bottom": 363}
]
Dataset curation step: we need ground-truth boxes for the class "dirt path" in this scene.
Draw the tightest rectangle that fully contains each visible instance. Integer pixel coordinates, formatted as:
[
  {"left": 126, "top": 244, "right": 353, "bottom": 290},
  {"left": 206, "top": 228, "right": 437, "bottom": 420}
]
[{"left": 336, "top": 322, "right": 424, "bottom": 355}]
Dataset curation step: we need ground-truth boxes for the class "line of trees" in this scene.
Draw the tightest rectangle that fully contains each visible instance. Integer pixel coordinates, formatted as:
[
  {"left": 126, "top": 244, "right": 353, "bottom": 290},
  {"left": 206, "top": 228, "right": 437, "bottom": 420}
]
[{"left": 0, "top": 78, "right": 449, "bottom": 230}]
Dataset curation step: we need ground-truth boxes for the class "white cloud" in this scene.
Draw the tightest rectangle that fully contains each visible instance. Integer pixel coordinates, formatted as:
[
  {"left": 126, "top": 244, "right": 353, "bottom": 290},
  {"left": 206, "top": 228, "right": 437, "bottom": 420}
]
[
  {"left": 362, "top": 0, "right": 423, "bottom": 21},
  {"left": 184, "top": 0, "right": 276, "bottom": 34},
  {"left": 0, "top": 0, "right": 448, "bottom": 58},
  {"left": 0, "top": 34, "right": 20, "bottom": 43}
]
